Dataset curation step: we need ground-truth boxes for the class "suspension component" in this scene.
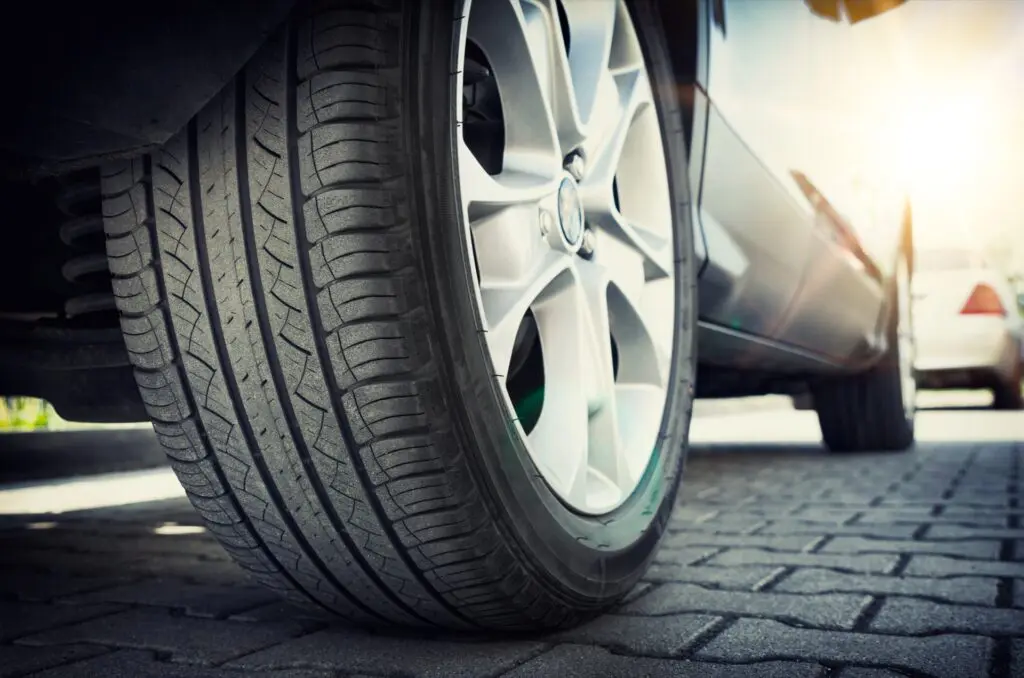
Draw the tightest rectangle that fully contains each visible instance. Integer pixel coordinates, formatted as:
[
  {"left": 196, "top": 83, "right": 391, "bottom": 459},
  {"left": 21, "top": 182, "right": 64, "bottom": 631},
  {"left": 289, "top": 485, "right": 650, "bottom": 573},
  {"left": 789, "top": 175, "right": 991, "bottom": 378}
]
[{"left": 52, "top": 171, "right": 116, "bottom": 319}]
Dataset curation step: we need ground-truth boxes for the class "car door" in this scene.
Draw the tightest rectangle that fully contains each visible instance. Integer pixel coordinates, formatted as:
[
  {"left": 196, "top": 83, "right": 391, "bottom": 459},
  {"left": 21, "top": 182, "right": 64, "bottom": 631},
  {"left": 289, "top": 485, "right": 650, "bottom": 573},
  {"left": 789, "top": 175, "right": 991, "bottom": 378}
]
[
  {"left": 695, "top": 0, "right": 818, "bottom": 357},
  {"left": 697, "top": 0, "right": 904, "bottom": 364}
]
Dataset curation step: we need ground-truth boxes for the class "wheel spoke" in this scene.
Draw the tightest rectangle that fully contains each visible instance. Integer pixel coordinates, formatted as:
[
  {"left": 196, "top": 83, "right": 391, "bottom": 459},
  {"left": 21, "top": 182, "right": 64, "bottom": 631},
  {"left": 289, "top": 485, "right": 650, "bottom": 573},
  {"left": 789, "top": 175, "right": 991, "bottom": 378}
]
[
  {"left": 574, "top": 261, "right": 631, "bottom": 498},
  {"left": 602, "top": 260, "right": 671, "bottom": 386},
  {"left": 614, "top": 383, "right": 666, "bottom": 484},
  {"left": 457, "top": 138, "right": 560, "bottom": 214},
  {"left": 480, "top": 250, "right": 573, "bottom": 376},
  {"left": 560, "top": 0, "right": 617, "bottom": 131},
  {"left": 527, "top": 272, "right": 592, "bottom": 507},
  {"left": 466, "top": 0, "right": 561, "bottom": 177},
  {"left": 587, "top": 207, "right": 674, "bottom": 282},
  {"left": 579, "top": 66, "right": 652, "bottom": 191}
]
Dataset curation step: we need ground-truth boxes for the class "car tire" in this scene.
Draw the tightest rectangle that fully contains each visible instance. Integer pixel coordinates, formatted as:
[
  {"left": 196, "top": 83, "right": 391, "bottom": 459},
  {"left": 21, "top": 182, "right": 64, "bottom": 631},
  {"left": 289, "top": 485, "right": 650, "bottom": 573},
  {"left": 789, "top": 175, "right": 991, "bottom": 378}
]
[
  {"left": 992, "top": 348, "right": 1023, "bottom": 410},
  {"left": 811, "top": 254, "right": 916, "bottom": 453},
  {"left": 101, "top": 0, "right": 696, "bottom": 631}
]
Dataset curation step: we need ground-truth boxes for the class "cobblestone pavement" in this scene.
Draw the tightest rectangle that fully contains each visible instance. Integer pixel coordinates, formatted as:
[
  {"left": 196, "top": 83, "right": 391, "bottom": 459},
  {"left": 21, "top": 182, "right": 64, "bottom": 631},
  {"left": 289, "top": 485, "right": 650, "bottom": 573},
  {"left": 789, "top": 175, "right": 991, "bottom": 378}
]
[{"left": 1, "top": 407, "right": 1023, "bottom": 677}]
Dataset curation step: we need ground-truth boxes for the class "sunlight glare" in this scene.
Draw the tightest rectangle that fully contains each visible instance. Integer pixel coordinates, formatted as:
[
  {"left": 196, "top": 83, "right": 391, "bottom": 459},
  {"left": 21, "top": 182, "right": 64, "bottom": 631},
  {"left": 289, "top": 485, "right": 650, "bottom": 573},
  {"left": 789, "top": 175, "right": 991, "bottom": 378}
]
[{"left": 0, "top": 467, "right": 185, "bottom": 515}]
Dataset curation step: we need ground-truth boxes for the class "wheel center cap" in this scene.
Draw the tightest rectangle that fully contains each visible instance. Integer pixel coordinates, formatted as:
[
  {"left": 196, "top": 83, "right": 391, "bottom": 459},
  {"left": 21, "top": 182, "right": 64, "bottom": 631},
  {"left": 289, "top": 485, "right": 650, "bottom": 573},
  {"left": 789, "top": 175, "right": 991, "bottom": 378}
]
[{"left": 557, "top": 177, "right": 585, "bottom": 249}]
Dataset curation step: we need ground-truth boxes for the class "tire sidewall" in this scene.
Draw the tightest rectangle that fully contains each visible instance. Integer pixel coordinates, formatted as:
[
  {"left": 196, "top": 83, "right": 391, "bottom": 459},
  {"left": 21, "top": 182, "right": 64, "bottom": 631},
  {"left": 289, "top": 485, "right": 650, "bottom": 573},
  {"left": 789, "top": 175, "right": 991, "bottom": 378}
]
[{"left": 409, "top": 0, "right": 697, "bottom": 600}]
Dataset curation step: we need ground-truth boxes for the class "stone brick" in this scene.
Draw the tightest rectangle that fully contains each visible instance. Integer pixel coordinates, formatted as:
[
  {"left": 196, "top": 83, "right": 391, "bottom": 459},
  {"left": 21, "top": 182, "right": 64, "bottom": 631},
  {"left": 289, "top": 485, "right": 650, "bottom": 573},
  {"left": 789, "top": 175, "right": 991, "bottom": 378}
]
[
  {"left": 0, "top": 600, "right": 123, "bottom": 642},
  {"left": 904, "top": 555, "right": 1024, "bottom": 578},
  {"left": 756, "top": 521, "right": 919, "bottom": 540},
  {"left": 926, "top": 524, "right": 1024, "bottom": 540},
  {"left": 225, "top": 628, "right": 548, "bottom": 678},
  {"left": 663, "top": 532, "right": 820, "bottom": 552},
  {"left": 0, "top": 569, "right": 133, "bottom": 603},
  {"left": 502, "top": 644, "right": 821, "bottom": 678},
  {"left": 786, "top": 507, "right": 864, "bottom": 523},
  {"left": 707, "top": 548, "right": 898, "bottom": 574},
  {"left": 619, "top": 582, "right": 655, "bottom": 605},
  {"left": 619, "top": 582, "right": 869, "bottom": 630},
  {"left": 228, "top": 601, "right": 317, "bottom": 623},
  {"left": 821, "top": 536, "right": 1001, "bottom": 559},
  {"left": 697, "top": 619, "right": 991, "bottom": 678},
  {"left": 31, "top": 650, "right": 337, "bottom": 677},
  {"left": 870, "top": 598, "right": 1024, "bottom": 635},
  {"left": 650, "top": 546, "right": 721, "bottom": 565},
  {"left": 668, "top": 516, "right": 770, "bottom": 535},
  {"left": 64, "top": 578, "right": 276, "bottom": 618},
  {"left": 548, "top": 613, "right": 720, "bottom": 656},
  {"left": 774, "top": 568, "right": 998, "bottom": 606},
  {"left": 0, "top": 644, "right": 106, "bottom": 678},
  {"left": 19, "top": 608, "right": 313, "bottom": 665},
  {"left": 642, "top": 563, "right": 781, "bottom": 588}
]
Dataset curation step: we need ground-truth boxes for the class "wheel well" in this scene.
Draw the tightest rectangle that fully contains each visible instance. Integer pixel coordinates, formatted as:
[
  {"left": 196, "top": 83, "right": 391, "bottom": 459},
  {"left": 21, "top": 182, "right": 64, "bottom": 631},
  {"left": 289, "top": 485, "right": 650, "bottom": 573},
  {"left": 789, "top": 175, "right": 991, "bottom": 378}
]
[
  {"left": 0, "top": 0, "right": 297, "bottom": 178},
  {"left": 0, "top": 172, "right": 146, "bottom": 423},
  {"left": 650, "top": 0, "right": 703, "bottom": 151}
]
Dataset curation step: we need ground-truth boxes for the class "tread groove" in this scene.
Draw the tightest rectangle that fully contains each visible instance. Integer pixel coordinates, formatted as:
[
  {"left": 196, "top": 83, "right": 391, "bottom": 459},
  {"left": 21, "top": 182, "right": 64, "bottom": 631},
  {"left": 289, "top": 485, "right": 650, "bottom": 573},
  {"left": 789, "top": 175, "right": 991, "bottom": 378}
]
[
  {"left": 113, "top": 155, "right": 331, "bottom": 615},
  {"left": 234, "top": 72, "right": 429, "bottom": 626},
  {"left": 187, "top": 116, "right": 374, "bottom": 622},
  {"left": 284, "top": 19, "right": 477, "bottom": 628}
]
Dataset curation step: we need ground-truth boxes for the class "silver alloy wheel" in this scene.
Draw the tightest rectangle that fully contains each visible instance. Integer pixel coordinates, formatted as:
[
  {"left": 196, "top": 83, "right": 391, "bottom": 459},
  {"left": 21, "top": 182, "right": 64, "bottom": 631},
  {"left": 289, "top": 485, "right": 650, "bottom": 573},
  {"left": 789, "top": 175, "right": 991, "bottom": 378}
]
[
  {"left": 896, "top": 256, "right": 917, "bottom": 420},
  {"left": 455, "top": 0, "right": 676, "bottom": 514}
]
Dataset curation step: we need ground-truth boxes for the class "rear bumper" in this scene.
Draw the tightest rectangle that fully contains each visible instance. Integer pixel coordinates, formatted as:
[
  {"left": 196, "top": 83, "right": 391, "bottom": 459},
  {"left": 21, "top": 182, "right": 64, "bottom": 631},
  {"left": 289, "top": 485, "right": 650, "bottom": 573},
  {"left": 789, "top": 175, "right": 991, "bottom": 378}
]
[{"left": 914, "top": 317, "right": 1018, "bottom": 375}]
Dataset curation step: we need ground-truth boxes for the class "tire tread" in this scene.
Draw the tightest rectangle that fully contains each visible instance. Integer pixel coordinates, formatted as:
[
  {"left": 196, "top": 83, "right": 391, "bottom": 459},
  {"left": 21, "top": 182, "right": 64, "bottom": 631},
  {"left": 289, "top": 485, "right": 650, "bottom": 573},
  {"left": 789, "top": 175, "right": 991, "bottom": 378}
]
[{"left": 102, "top": 0, "right": 581, "bottom": 630}]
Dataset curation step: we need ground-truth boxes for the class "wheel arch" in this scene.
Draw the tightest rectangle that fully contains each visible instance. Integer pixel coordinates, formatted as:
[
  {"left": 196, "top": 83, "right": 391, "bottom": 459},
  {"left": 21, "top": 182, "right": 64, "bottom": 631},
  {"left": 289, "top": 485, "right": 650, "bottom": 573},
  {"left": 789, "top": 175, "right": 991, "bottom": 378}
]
[
  {"left": 649, "top": 0, "right": 706, "bottom": 153},
  {"left": 0, "top": 0, "right": 298, "bottom": 179}
]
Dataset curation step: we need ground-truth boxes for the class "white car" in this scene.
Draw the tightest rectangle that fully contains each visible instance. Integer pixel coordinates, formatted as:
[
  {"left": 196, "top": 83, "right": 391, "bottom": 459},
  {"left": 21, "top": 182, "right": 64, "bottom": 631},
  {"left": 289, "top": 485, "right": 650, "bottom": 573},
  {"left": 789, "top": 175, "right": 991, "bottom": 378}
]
[{"left": 913, "top": 248, "right": 1024, "bottom": 409}]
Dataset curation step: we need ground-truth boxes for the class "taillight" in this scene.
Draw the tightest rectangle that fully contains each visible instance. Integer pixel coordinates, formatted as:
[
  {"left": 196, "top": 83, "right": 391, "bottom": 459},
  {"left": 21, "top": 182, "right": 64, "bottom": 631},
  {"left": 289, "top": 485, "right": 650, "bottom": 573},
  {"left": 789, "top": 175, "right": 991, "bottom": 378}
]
[{"left": 960, "top": 284, "right": 1006, "bottom": 316}]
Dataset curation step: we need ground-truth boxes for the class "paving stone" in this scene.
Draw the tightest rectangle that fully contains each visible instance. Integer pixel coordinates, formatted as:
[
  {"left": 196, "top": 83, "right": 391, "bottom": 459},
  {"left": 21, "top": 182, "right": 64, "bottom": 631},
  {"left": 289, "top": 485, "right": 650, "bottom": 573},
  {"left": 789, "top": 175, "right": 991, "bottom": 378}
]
[
  {"left": 662, "top": 532, "right": 820, "bottom": 552},
  {"left": 651, "top": 546, "right": 721, "bottom": 565},
  {"left": 0, "top": 644, "right": 106, "bottom": 678},
  {"left": 548, "top": 613, "right": 720, "bottom": 656},
  {"left": 755, "top": 521, "right": 919, "bottom": 540},
  {"left": 619, "top": 582, "right": 868, "bottom": 630},
  {"left": 502, "top": 644, "right": 821, "bottom": 678},
  {"left": 1, "top": 530, "right": 228, "bottom": 563},
  {"left": 225, "top": 628, "right": 548, "bottom": 678},
  {"left": 697, "top": 619, "right": 992, "bottom": 678},
  {"left": 774, "top": 568, "right": 999, "bottom": 606},
  {"left": 940, "top": 507, "right": 1024, "bottom": 526},
  {"left": 641, "top": 563, "right": 780, "bottom": 588},
  {"left": 31, "top": 650, "right": 338, "bottom": 677},
  {"left": 851, "top": 509, "right": 953, "bottom": 524},
  {"left": 820, "top": 536, "right": 1001, "bottom": 559},
  {"left": 619, "top": 582, "right": 655, "bottom": 605},
  {"left": 19, "top": 607, "right": 314, "bottom": 665},
  {"left": 0, "top": 600, "right": 123, "bottom": 642},
  {"left": 926, "top": 524, "right": 1024, "bottom": 540},
  {"left": 0, "top": 547, "right": 245, "bottom": 584},
  {"left": 904, "top": 555, "right": 1024, "bottom": 578},
  {"left": 228, "top": 601, "right": 317, "bottom": 623},
  {"left": 870, "top": 598, "right": 1024, "bottom": 635},
  {"left": 787, "top": 507, "right": 864, "bottom": 523},
  {"left": 835, "top": 669, "right": 910, "bottom": 678},
  {"left": 64, "top": 578, "right": 277, "bottom": 618},
  {"left": 706, "top": 548, "right": 898, "bottom": 574},
  {"left": 0, "top": 569, "right": 134, "bottom": 603}
]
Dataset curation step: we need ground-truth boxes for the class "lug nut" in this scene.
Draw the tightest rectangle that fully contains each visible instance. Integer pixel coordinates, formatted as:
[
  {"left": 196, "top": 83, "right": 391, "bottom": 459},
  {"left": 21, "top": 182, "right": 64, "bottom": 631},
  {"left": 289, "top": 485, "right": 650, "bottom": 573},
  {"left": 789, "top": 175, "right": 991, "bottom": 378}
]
[
  {"left": 579, "top": 228, "right": 595, "bottom": 257},
  {"left": 565, "top": 153, "right": 585, "bottom": 182},
  {"left": 539, "top": 209, "right": 554, "bottom": 237}
]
